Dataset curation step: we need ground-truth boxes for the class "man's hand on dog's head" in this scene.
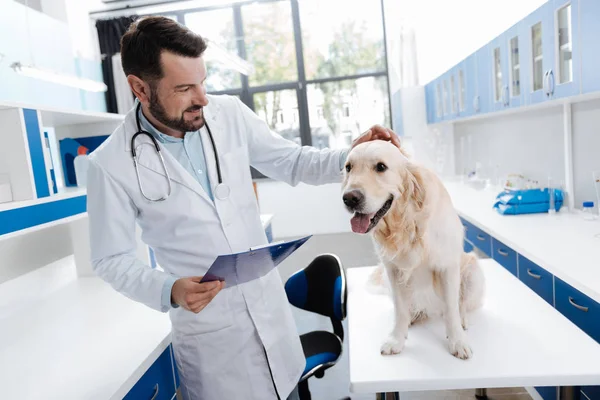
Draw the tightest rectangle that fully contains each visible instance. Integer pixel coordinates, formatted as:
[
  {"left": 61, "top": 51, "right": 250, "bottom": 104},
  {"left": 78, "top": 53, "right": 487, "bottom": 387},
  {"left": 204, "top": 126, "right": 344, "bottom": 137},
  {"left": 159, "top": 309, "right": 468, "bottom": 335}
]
[{"left": 351, "top": 124, "right": 401, "bottom": 150}]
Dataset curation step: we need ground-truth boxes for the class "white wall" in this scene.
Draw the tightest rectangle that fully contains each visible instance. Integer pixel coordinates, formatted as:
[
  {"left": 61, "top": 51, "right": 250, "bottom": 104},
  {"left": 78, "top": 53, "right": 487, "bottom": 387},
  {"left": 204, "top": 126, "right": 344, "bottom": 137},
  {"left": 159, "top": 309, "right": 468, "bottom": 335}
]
[
  {"left": 0, "top": 224, "right": 73, "bottom": 284},
  {"left": 400, "top": 0, "right": 547, "bottom": 85},
  {"left": 453, "top": 106, "right": 566, "bottom": 188},
  {"left": 571, "top": 100, "right": 600, "bottom": 212}
]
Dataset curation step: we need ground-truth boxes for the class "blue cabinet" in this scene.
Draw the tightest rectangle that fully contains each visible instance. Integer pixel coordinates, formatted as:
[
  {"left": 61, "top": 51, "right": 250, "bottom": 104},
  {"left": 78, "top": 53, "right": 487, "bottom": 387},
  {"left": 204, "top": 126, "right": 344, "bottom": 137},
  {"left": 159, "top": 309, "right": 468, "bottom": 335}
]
[
  {"left": 555, "top": 277, "right": 600, "bottom": 343},
  {"left": 475, "top": 46, "right": 492, "bottom": 115},
  {"left": 423, "top": 0, "right": 588, "bottom": 124},
  {"left": 465, "top": 53, "right": 478, "bottom": 117},
  {"left": 505, "top": 21, "right": 526, "bottom": 108},
  {"left": 518, "top": 255, "right": 554, "bottom": 306},
  {"left": 581, "top": 385, "right": 600, "bottom": 400},
  {"left": 491, "top": 238, "right": 518, "bottom": 277},
  {"left": 579, "top": 0, "right": 600, "bottom": 94},
  {"left": 535, "top": 386, "right": 558, "bottom": 400},
  {"left": 550, "top": 0, "right": 580, "bottom": 100},
  {"left": 124, "top": 345, "right": 177, "bottom": 400},
  {"left": 463, "top": 239, "right": 474, "bottom": 253},
  {"left": 522, "top": 2, "right": 554, "bottom": 105},
  {"left": 489, "top": 33, "right": 510, "bottom": 112}
]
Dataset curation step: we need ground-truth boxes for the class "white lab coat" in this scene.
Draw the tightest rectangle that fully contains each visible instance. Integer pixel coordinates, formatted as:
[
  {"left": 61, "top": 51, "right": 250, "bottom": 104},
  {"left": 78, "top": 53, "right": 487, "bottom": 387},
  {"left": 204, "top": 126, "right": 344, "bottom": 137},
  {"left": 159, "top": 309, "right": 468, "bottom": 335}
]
[{"left": 86, "top": 94, "right": 347, "bottom": 400}]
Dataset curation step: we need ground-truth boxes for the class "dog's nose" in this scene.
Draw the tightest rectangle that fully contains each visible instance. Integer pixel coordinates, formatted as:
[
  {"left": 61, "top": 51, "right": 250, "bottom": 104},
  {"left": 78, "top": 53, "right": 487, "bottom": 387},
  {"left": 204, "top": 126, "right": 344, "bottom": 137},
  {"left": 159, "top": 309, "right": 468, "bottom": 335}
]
[{"left": 343, "top": 190, "right": 364, "bottom": 209}]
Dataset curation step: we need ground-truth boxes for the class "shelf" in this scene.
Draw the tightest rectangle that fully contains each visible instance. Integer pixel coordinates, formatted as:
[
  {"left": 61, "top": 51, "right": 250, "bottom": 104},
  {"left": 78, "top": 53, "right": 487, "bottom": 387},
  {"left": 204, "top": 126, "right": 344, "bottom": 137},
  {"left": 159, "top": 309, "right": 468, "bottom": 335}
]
[
  {"left": 0, "top": 188, "right": 87, "bottom": 240},
  {"left": 0, "top": 100, "right": 124, "bottom": 127}
]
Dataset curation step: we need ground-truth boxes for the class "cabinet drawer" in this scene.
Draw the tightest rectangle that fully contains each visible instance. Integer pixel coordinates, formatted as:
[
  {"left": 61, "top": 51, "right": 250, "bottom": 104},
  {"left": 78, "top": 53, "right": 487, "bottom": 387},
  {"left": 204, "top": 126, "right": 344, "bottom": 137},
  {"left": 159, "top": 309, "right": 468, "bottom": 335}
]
[
  {"left": 518, "top": 255, "right": 554, "bottom": 306},
  {"left": 124, "top": 345, "right": 176, "bottom": 400},
  {"left": 534, "top": 386, "right": 557, "bottom": 400},
  {"left": 582, "top": 385, "right": 600, "bottom": 400},
  {"left": 468, "top": 227, "right": 491, "bottom": 257},
  {"left": 463, "top": 239, "right": 474, "bottom": 253},
  {"left": 555, "top": 278, "right": 600, "bottom": 344},
  {"left": 491, "top": 238, "right": 517, "bottom": 277},
  {"left": 460, "top": 218, "right": 491, "bottom": 256}
]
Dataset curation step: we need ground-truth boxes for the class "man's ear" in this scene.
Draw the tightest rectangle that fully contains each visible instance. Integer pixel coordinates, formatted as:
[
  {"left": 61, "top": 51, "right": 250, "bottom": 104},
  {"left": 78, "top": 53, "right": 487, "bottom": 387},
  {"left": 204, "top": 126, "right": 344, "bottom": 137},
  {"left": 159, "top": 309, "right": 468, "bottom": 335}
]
[
  {"left": 127, "top": 75, "right": 150, "bottom": 104},
  {"left": 405, "top": 164, "right": 425, "bottom": 211}
]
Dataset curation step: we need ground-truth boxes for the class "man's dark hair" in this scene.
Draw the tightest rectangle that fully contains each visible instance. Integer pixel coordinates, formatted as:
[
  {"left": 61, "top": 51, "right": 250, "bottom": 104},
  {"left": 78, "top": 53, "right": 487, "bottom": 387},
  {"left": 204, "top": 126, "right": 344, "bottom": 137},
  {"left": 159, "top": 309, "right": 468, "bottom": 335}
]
[{"left": 120, "top": 16, "right": 207, "bottom": 82}]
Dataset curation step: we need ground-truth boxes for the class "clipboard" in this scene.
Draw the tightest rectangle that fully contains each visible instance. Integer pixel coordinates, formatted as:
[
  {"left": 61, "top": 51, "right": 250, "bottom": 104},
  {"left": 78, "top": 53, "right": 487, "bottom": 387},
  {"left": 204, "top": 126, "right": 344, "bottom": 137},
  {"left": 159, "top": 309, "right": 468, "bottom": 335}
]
[{"left": 200, "top": 235, "right": 312, "bottom": 287}]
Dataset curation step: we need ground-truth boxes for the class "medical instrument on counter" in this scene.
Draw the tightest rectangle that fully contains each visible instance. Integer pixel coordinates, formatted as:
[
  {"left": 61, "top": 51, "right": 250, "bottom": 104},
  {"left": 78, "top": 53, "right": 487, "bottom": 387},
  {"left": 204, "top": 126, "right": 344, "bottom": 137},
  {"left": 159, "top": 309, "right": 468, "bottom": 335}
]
[
  {"left": 547, "top": 177, "right": 556, "bottom": 214},
  {"left": 131, "top": 102, "right": 230, "bottom": 201},
  {"left": 582, "top": 202, "right": 597, "bottom": 221},
  {"left": 594, "top": 171, "right": 600, "bottom": 219}
]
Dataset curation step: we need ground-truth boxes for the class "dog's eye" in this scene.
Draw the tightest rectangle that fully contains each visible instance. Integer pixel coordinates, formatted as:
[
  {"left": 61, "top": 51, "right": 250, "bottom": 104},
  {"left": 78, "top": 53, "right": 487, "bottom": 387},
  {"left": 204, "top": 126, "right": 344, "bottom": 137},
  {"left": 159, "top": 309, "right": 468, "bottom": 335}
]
[
  {"left": 345, "top": 164, "right": 352, "bottom": 173},
  {"left": 376, "top": 162, "right": 387, "bottom": 172}
]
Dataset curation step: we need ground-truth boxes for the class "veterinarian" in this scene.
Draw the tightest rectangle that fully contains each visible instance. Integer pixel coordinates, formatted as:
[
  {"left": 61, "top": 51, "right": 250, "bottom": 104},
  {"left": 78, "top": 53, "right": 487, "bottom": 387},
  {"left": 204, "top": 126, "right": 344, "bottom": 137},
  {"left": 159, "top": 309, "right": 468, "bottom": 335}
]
[{"left": 86, "top": 16, "right": 400, "bottom": 400}]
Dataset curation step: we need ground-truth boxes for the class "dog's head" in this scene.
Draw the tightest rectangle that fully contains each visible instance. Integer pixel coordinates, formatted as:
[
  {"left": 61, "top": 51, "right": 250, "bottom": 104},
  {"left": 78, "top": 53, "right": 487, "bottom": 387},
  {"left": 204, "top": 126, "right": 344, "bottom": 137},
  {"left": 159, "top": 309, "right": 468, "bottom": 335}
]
[{"left": 341, "top": 141, "right": 424, "bottom": 234}]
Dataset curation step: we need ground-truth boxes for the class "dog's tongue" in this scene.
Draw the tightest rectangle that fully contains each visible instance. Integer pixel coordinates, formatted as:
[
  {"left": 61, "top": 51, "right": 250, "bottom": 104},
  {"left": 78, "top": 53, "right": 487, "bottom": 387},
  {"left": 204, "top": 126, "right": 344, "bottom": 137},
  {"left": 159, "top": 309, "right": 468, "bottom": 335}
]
[{"left": 351, "top": 212, "right": 374, "bottom": 234}]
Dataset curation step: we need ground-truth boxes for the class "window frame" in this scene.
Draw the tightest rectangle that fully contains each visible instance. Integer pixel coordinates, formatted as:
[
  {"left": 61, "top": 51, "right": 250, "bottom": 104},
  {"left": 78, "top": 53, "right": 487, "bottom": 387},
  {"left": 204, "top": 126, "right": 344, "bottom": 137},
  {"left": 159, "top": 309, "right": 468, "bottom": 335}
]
[{"left": 142, "top": 0, "right": 392, "bottom": 180}]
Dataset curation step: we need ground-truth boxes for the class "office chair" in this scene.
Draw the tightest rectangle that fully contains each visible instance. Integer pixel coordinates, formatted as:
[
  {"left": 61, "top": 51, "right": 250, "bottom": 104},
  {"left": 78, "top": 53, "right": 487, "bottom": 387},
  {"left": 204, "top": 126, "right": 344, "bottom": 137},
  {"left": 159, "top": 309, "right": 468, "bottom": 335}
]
[{"left": 284, "top": 253, "right": 350, "bottom": 400}]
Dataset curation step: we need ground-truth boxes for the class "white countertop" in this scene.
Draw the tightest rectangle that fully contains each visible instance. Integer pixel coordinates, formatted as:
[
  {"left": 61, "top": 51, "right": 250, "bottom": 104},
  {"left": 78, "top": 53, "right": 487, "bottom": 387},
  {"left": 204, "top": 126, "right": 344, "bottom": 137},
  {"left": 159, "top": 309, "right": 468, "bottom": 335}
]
[
  {"left": 347, "top": 261, "right": 600, "bottom": 394},
  {"left": 0, "top": 256, "right": 172, "bottom": 400},
  {"left": 444, "top": 181, "right": 600, "bottom": 304},
  {"left": 0, "top": 213, "right": 275, "bottom": 399}
]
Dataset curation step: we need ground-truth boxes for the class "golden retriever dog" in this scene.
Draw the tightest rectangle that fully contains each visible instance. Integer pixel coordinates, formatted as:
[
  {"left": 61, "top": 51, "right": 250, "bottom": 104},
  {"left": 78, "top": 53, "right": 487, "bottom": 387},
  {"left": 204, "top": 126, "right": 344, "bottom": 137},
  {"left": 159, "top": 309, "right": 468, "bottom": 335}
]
[{"left": 341, "top": 141, "right": 485, "bottom": 360}]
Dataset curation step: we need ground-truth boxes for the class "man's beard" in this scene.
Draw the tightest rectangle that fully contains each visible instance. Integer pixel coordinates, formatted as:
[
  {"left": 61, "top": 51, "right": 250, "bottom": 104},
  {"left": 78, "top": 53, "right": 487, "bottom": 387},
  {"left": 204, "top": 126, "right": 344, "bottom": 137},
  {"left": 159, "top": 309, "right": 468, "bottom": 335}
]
[{"left": 148, "top": 89, "right": 204, "bottom": 133}]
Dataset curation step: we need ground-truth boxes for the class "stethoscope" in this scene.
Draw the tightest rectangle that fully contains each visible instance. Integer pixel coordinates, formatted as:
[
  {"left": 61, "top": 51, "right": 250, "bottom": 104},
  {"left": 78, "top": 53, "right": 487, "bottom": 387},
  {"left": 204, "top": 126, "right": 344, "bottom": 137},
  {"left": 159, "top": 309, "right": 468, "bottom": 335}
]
[{"left": 131, "top": 102, "right": 231, "bottom": 201}]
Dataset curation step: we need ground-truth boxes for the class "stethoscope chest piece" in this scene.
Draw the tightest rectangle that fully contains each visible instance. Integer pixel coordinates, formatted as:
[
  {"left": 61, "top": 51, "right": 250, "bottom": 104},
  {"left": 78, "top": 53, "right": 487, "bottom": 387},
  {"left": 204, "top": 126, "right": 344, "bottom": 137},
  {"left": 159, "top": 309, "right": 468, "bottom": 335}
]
[{"left": 214, "top": 183, "right": 231, "bottom": 200}]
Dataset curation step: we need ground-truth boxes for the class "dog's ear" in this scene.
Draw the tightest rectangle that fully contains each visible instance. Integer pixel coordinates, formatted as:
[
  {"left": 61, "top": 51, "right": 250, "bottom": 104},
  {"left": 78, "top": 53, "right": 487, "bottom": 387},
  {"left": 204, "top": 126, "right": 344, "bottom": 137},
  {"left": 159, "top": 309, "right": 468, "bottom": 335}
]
[{"left": 406, "top": 164, "right": 425, "bottom": 211}]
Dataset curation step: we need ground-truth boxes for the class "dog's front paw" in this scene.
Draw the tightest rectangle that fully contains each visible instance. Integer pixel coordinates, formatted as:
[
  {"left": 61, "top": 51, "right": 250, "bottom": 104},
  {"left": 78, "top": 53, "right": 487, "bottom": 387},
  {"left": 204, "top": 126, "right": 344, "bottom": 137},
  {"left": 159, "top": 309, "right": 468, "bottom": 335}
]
[
  {"left": 380, "top": 336, "right": 405, "bottom": 355},
  {"left": 448, "top": 335, "right": 472, "bottom": 360}
]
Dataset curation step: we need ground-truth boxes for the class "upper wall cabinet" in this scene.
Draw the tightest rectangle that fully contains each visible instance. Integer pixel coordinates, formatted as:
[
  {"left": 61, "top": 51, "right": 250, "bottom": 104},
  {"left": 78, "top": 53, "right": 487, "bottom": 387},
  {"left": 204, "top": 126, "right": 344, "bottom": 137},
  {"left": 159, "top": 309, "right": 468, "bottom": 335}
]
[
  {"left": 579, "top": 0, "right": 600, "bottom": 94},
  {"left": 425, "top": 0, "right": 587, "bottom": 125}
]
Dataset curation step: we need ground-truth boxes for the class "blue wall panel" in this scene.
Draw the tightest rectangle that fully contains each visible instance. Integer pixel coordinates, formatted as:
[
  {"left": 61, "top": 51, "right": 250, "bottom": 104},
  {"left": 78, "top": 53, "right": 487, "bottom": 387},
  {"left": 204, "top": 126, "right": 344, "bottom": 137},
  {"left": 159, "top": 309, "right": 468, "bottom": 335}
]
[
  {"left": 0, "top": 195, "right": 86, "bottom": 236},
  {"left": 23, "top": 108, "right": 50, "bottom": 198}
]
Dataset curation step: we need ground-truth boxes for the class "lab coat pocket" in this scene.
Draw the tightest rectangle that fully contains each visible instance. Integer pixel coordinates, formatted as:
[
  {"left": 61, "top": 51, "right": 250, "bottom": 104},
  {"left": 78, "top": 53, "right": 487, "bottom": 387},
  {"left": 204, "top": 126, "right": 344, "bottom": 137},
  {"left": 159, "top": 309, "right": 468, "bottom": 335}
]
[{"left": 172, "top": 287, "right": 234, "bottom": 336}]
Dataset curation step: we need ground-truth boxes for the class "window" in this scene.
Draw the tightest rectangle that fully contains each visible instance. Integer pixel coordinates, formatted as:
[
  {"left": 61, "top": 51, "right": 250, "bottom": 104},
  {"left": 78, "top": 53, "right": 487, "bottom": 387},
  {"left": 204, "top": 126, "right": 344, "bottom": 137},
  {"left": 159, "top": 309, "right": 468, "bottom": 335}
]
[
  {"left": 493, "top": 47, "right": 502, "bottom": 102},
  {"left": 185, "top": 9, "right": 241, "bottom": 92},
  {"left": 300, "top": 0, "right": 386, "bottom": 80},
  {"left": 436, "top": 83, "right": 442, "bottom": 118},
  {"left": 343, "top": 104, "right": 351, "bottom": 118},
  {"left": 442, "top": 80, "right": 448, "bottom": 115},
  {"left": 458, "top": 69, "right": 465, "bottom": 112},
  {"left": 510, "top": 36, "right": 520, "bottom": 96},
  {"left": 557, "top": 4, "right": 572, "bottom": 84},
  {"left": 532, "top": 22, "right": 544, "bottom": 91},
  {"left": 253, "top": 89, "right": 300, "bottom": 144},
  {"left": 242, "top": 1, "right": 297, "bottom": 87},
  {"left": 307, "top": 76, "right": 390, "bottom": 150},
  {"left": 450, "top": 75, "right": 456, "bottom": 113},
  {"left": 164, "top": 0, "right": 391, "bottom": 179}
]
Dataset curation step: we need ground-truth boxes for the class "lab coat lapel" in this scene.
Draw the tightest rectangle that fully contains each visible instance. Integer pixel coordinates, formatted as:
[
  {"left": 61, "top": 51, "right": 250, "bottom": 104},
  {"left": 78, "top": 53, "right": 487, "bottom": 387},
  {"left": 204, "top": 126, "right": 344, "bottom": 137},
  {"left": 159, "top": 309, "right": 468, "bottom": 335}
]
[
  {"left": 123, "top": 107, "right": 214, "bottom": 205},
  {"left": 200, "top": 104, "right": 223, "bottom": 196}
]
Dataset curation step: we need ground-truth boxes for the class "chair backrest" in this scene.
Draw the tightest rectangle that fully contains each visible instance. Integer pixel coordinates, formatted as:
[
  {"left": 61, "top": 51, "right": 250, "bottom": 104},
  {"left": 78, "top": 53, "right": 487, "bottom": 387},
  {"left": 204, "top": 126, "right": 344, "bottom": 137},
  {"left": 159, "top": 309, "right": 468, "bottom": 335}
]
[{"left": 284, "top": 253, "right": 347, "bottom": 322}]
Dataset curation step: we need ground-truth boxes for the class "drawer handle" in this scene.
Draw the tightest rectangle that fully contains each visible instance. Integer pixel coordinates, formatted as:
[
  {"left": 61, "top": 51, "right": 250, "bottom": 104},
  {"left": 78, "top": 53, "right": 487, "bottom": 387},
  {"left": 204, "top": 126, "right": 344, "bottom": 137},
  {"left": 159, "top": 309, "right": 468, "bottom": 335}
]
[
  {"left": 498, "top": 249, "right": 509, "bottom": 256},
  {"left": 477, "top": 234, "right": 486, "bottom": 241},
  {"left": 569, "top": 297, "right": 589, "bottom": 312},
  {"left": 150, "top": 384, "right": 159, "bottom": 400},
  {"left": 526, "top": 269, "right": 541, "bottom": 279}
]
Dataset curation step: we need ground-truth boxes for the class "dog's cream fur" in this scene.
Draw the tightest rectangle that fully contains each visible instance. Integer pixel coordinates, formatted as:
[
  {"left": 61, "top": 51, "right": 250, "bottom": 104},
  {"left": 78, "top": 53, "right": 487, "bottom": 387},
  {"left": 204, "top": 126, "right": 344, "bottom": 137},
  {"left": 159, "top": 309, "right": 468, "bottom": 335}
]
[{"left": 341, "top": 141, "right": 485, "bottom": 360}]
